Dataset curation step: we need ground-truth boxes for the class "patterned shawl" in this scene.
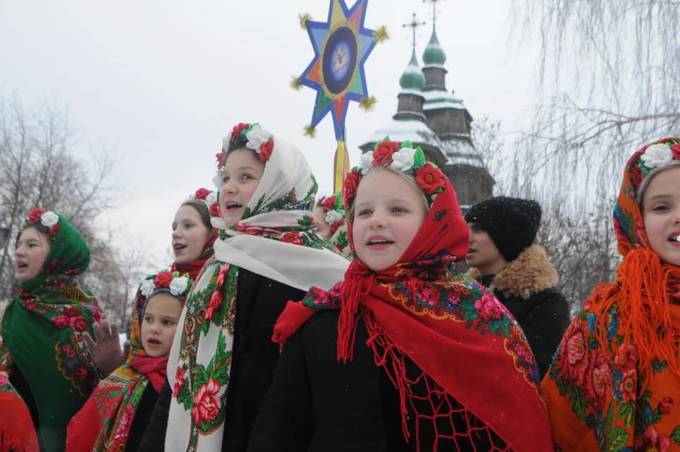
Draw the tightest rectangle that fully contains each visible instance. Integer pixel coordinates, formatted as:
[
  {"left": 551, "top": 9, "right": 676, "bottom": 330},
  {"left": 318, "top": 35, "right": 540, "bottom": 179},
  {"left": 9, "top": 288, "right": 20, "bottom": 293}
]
[
  {"left": 273, "top": 140, "right": 553, "bottom": 452},
  {"left": 317, "top": 193, "right": 351, "bottom": 257},
  {"left": 0, "top": 209, "right": 101, "bottom": 452},
  {"left": 542, "top": 137, "right": 680, "bottom": 450},
  {"left": 66, "top": 271, "right": 191, "bottom": 451},
  {"left": 164, "top": 123, "right": 349, "bottom": 451}
]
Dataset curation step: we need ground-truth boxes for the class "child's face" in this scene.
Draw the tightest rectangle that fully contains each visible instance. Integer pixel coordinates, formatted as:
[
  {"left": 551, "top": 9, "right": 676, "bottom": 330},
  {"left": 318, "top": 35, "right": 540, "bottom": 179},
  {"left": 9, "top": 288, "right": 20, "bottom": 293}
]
[
  {"left": 172, "top": 205, "right": 210, "bottom": 264},
  {"left": 219, "top": 148, "right": 265, "bottom": 227},
  {"left": 141, "top": 293, "right": 182, "bottom": 357},
  {"left": 642, "top": 166, "right": 680, "bottom": 266},
  {"left": 312, "top": 206, "right": 331, "bottom": 239},
  {"left": 14, "top": 227, "right": 50, "bottom": 283},
  {"left": 352, "top": 170, "right": 427, "bottom": 271}
]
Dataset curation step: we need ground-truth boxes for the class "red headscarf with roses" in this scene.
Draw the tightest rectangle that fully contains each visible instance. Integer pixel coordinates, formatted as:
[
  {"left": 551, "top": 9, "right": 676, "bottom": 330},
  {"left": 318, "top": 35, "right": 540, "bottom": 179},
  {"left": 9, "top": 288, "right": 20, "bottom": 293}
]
[
  {"left": 541, "top": 138, "right": 680, "bottom": 451},
  {"left": 274, "top": 139, "right": 552, "bottom": 452}
]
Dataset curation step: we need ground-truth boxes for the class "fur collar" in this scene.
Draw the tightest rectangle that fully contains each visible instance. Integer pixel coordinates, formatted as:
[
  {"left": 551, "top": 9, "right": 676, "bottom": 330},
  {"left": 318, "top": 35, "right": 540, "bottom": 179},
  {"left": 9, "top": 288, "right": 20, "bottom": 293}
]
[{"left": 468, "top": 245, "right": 559, "bottom": 300}]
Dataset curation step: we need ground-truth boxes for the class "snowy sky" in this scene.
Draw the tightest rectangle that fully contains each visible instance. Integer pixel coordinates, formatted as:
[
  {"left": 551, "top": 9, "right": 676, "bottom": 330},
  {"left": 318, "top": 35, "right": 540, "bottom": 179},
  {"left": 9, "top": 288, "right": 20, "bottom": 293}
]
[{"left": 0, "top": 0, "right": 539, "bottom": 268}]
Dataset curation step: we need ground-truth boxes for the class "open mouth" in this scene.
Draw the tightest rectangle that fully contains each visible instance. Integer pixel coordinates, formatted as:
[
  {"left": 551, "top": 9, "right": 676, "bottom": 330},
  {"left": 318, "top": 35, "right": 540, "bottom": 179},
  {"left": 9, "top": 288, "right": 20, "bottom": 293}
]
[
  {"left": 669, "top": 233, "right": 680, "bottom": 243},
  {"left": 147, "top": 338, "right": 162, "bottom": 345},
  {"left": 366, "top": 236, "right": 394, "bottom": 248},
  {"left": 16, "top": 262, "right": 28, "bottom": 269},
  {"left": 173, "top": 243, "right": 187, "bottom": 252},
  {"left": 225, "top": 201, "right": 243, "bottom": 211}
]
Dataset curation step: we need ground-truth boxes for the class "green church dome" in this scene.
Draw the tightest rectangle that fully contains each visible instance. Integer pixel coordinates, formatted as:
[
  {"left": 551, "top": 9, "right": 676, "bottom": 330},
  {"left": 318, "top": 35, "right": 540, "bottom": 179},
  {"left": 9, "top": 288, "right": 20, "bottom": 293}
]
[
  {"left": 422, "top": 29, "right": 446, "bottom": 66},
  {"left": 399, "top": 51, "right": 425, "bottom": 90}
]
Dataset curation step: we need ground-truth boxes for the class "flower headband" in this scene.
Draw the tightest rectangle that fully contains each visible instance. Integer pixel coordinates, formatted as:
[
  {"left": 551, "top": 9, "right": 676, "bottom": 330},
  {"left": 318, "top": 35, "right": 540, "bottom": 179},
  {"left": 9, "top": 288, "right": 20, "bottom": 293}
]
[
  {"left": 317, "top": 194, "right": 346, "bottom": 234},
  {"left": 188, "top": 187, "right": 221, "bottom": 218},
  {"left": 633, "top": 138, "right": 680, "bottom": 202},
  {"left": 25, "top": 208, "right": 60, "bottom": 238},
  {"left": 215, "top": 122, "right": 274, "bottom": 170},
  {"left": 343, "top": 138, "right": 447, "bottom": 209},
  {"left": 138, "top": 270, "right": 192, "bottom": 301}
]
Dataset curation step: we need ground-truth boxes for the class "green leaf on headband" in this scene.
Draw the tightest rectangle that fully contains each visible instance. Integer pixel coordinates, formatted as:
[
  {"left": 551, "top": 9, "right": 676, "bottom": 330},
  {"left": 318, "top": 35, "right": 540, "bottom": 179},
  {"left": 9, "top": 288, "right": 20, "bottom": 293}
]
[{"left": 412, "top": 147, "right": 426, "bottom": 169}]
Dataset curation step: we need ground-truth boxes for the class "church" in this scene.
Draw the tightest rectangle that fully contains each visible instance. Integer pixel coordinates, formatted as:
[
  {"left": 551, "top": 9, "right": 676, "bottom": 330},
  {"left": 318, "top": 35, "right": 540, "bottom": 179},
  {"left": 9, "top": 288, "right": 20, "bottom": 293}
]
[{"left": 359, "top": 18, "right": 493, "bottom": 208}]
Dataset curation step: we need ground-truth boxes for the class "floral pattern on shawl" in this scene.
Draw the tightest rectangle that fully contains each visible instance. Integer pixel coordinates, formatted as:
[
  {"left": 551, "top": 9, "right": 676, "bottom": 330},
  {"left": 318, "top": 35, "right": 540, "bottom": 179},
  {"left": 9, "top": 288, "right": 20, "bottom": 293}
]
[{"left": 542, "top": 137, "right": 680, "bottom": 451}]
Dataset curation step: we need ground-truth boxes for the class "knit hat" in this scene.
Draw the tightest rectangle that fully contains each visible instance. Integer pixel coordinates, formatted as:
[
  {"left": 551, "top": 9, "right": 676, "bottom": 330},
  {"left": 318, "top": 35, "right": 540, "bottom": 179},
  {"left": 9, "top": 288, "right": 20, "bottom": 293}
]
[{"left": 464, "top": 196, "right": 542, "bottom": 262}]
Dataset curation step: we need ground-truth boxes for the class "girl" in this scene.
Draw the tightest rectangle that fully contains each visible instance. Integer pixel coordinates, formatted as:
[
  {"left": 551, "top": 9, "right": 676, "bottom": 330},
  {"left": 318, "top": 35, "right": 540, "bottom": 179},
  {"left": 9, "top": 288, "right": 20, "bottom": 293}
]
[
  {"left": 143, "top": 122, "right": 349, "bottom": 451},
  {"left": 0, "top": 209, "right": 103, "bottom": 452},
  {"left": 542, "top": 138, "right": 680, "bottom": 450},
  {"left": 313, "top": 193, "right": 351, "bottom": 257},
  {"left": 83, "top": 187, "right": 219, "bottom": 378},
  {"left": 171, "top": 187, "right": 220, "bottom": 280},
  {"left": 66, "top": 270, "right": 192, "bottom": 451},
  {"left": 249, "top": 140, "right": 553, "bottom": 451}
]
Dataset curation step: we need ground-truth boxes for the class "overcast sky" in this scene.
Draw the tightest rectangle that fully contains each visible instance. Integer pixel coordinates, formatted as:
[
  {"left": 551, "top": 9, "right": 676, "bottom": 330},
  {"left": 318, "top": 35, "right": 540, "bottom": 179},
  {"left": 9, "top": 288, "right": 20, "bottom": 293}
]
[{"left": 0, "top": 0, "right": 539, "bottom": 267}]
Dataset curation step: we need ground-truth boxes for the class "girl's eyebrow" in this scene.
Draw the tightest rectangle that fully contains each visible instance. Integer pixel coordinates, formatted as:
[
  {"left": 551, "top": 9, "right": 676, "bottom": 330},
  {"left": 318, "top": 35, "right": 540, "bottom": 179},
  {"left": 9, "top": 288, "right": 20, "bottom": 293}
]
[{"left": 646, "top": 193, "right": 672, "bottom": 202}]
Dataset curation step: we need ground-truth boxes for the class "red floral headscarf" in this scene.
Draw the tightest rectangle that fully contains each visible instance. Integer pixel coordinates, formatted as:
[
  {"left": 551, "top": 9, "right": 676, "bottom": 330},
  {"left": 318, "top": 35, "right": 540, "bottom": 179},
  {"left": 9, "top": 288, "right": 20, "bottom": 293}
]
[{"left": 274, "top": 139, "right": 552, "bottom": 452}]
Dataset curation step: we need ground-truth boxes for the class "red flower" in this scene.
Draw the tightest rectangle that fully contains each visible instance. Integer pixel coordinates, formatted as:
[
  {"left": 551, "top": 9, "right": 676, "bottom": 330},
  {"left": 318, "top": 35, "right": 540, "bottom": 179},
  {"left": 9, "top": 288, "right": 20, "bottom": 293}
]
[
  {"left": 372, "top": 141, "right": 400, "bottom": 166},
  {"left": 258, "top": 139, "right": 273, "bottom": 162},
  {"left": 585, "top": 351, "right": 611, "bottom": 410},
  {"left": 209, "top": 203, "right": 221, "bottom": 217},
  {"left": 671, "top": 143, "right": 680, "bottom": 160},
  {"left": 216, "top": 151, "right": 225, "bottom": 168},
  {"left": 74, "top": 367, "right": 89, "bottom": 381},
  {"left": 231, "top": 122, "right": 250, "bottom": 141},
  {"left": 420, "top": 286, "right": 440, "bottom": 306},
  {"left": 311, "top": 289, "right": 330, "bottom": 305},
  {"left": 658, "top": 396, "right": 674, "bottom": 415},
  {"left": 192, "top": 378, "right": 222, "bottom": 425},
  {"left": 559, "top": 319, "right": 590, "bottom": 385},
  {"left": 321, "top": 195, "right": 336, "bottom": 211},
  {"left": 619, "top": 368, "right": 637, "bottom": 402},
  {"left": 614, "top": 344, "right": 637, "bottom": 369},
  {"left": 205, "top": 292, "right": 222, "bottom": 321},
  {"left": 155, "top": 271, "right": 173, "bottom": 288},
  {"left": 27, "top": 209, "right": 45, "bottom": 223},
  {"left": 281, "top": 232, "right": 304, "bottom": 246},
  {"left": 71, "top": 316, "right": 88, "bottom": 332},
  {"left": 474, "top": 293, "right": 504, "bottom": 321},
  {"left": 51, "top": 315, "right": 70, "bottom": 329},
  {"left": 415, "top": 163, "right": 445, "bottom": 194},
  {"left": 173, "top": 368, "right": 186, "bottom": 397},
  {"left": 195, "top": 188, "right": 211, "bottom": 200},
  {"left": 343, "top": 170, "right": 361, "bottom": 206}
]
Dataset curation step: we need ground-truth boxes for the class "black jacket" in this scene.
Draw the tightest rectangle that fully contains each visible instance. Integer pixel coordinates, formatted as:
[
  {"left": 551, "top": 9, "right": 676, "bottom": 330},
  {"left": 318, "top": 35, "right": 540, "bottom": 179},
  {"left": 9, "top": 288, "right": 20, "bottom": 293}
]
[
  {"left": 138, "top": 268, "right": 306, "bottom": 452},
  {"left": 248, "top": 310, "right": 502, "bottom": 452},
  {"left": 473, "top": 245, "right": 570, "bottom": 378}
]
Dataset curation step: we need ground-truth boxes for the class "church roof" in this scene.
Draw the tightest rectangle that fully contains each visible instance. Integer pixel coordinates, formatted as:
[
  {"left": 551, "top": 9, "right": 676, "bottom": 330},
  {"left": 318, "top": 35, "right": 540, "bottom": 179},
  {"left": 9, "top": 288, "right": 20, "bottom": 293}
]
[
  {"left": 422, "top": 89, "right": 466, "bottom": 111},
  {"left": 363, "top": 117, "right": 438, "bottom": 145}
]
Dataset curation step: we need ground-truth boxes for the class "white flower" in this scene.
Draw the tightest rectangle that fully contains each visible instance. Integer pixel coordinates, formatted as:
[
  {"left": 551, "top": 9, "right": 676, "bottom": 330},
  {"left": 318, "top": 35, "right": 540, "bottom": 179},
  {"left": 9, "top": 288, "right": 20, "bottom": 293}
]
[
  {"left": 206, "top": 192, "right": 217, "bottom": 206},
  {"left": 212, "top": 172, "right": 223, "bottom": 189},
  {"left": 245, "top": 125, "right": 272, "bottom": 151},
  {"left": 40, "top": 211, "right": 59, "bottom": 228},
  {"left": 390, "top": 147, "right": 416, "bottom": 172},
  {"left": 641, "top": 143, "right": 673, "bottom": 169},
  {"left": 325, "top": 210, "right": 344, "bottom": 225},
  {"left": 221, "top": 136, "right": 230, "bottom": 150},
  {"left": 169, "top": 276, "right": 189, "bottom": 296},
  {"left": 359, "top": 151, "right": 374, "bottom": 174},
  {"left": 140, "top": 279, "right": 156, "bottom": 298}
]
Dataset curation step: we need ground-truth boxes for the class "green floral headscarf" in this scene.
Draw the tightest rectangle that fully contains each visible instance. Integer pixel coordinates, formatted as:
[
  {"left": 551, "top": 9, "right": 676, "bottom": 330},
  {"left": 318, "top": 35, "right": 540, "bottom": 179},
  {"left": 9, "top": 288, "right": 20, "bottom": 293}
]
[{"left": 0, "top": 209, "right": 101, "bottom": 452}]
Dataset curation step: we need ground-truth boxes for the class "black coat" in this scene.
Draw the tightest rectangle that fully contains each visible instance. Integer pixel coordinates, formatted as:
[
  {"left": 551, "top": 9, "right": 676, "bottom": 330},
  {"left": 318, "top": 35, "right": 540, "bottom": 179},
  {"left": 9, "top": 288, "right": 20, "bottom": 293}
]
[
  {"left": 138, "top": 268, "right": 306, "bottom": 452},
  {"left": 475, "top": 245, "right": 570, "bottom": 378},
  {"left": 248, "top": 310, "right": 503, "bottom": 452}
]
